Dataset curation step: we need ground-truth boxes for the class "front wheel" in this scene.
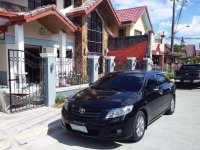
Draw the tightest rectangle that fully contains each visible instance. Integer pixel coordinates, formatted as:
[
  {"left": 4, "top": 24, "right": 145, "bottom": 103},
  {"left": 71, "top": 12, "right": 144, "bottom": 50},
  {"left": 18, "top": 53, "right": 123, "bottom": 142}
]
[
  {"left": 165, "top": 97, "right": 175, "bottom": 115},
  {"left": 129, "top": 111, "right": 146, "bottom": 142}
]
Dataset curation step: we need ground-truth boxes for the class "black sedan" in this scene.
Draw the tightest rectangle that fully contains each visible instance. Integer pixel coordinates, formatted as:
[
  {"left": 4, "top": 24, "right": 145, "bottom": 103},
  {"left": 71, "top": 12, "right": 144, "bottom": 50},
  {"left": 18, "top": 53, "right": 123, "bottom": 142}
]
[{"left": 61, "top": 71, "right": 176, "bottom": 142}]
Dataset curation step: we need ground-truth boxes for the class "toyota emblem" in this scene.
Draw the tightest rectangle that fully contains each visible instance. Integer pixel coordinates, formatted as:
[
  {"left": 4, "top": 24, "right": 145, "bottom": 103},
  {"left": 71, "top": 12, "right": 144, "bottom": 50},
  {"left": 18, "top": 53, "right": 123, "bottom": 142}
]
[{"left": 79, "top": 108, "right": 85, "bottom": 114}]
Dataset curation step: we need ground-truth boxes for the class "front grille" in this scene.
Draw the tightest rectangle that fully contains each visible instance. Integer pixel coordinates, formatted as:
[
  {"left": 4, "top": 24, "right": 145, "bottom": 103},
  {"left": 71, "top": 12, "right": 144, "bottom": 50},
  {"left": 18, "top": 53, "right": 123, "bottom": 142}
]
[{"left": 70, "top": 107, "right": 101, "bottom": 118}]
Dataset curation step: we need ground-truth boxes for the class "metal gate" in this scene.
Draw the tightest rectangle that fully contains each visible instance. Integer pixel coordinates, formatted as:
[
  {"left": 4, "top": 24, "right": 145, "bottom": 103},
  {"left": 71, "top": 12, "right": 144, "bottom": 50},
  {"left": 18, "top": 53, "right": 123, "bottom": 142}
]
[{"left": 8, "top": 49, "right": 45, "bottom": 113}]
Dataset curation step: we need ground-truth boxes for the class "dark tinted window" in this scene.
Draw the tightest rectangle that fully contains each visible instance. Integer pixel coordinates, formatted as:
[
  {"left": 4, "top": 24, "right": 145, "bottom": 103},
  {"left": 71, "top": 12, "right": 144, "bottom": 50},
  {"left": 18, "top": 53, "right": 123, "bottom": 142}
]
[
  {"left": 147, "top": 75, "right": 158, "bottom": 87},
  {"left": 156, "top": 74, "right": 168, "bottom": 86},
  {"left": 180, "top": 65, "right": 200, "bottom": 70},
  {"left": 119, "top": 28, "right": 126, "bottom": 37},
  {"left": 91, "top": 73, "right": 144, "bottom": 92},
  {"left": 64, "top": 0, "right": 72, "bottom": 8},
  {"left": 66, "top": 50, "right": 72, "bottom": 58},
  {"left": 28, "top": 0, "right": 56, "bottom": 10}
]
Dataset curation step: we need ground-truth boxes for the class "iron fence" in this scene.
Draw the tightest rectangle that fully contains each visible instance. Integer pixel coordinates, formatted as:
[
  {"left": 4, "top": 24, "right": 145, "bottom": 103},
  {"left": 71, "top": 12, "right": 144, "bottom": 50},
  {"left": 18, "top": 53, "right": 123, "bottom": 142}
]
[
  {"left": 8, "top": 49, "right": 45, "bottom": 113},
  {"left": 56, "top": 57, "right": 89, "bottom": 88}
]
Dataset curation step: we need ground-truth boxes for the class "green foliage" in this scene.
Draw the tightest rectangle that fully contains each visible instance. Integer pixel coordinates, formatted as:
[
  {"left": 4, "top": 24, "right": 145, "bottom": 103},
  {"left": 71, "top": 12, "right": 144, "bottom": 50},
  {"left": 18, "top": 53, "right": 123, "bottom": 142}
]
[
  {"left": 165, "top": 71, "right": 174, "bottom": 80},
  {"left": 190, "top": 56, "right": 200, "bottom": 64},
  {"left": 55, "top": 96, "right": 68, "bottom": 104},
  {"left": 174, "top": 44, "right": 184, "bottom": 52}
]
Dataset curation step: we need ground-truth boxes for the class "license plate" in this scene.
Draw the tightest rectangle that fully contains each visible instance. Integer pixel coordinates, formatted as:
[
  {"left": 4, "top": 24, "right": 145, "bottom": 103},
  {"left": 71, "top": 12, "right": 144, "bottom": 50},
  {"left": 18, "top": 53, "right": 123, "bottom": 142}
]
[
  {"left": 70, "top": 124, "right": 88, "bottom": 133},
  {"left": 184, "top": 80, "right": 190, "bottom": 83}
]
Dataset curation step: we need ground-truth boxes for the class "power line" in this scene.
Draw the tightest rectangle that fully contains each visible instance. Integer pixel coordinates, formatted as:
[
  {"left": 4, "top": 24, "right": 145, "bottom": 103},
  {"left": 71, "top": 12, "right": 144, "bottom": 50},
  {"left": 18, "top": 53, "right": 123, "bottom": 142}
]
[{"left": 175, "top": 0, "right": 187, "bottom": 32}]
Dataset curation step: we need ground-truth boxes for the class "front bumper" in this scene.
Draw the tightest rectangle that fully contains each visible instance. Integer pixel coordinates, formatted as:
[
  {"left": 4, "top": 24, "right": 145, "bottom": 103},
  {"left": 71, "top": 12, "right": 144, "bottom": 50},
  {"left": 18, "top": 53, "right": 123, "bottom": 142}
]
[
  {"left": 61, "top": 107, "right": 134, "bottom": 140},
  {"left": 174, "top": 78, "right": 200, "bottom": 84}
]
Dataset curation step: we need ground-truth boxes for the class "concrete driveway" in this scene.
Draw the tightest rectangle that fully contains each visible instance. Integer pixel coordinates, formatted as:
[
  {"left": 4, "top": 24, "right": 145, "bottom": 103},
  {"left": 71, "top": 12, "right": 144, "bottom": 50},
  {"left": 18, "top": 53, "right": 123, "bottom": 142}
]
[{"left": 13, "top": 88, "right": 200, "bottom": 150}]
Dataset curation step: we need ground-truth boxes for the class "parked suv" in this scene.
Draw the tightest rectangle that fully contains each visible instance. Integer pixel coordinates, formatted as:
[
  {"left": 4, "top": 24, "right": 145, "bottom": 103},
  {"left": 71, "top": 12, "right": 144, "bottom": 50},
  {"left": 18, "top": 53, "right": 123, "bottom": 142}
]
[
  {"left": 175, "top": 64, "right": 200, "bottom": 88},
  {"left": 61, "top": 71, "right": 176, "bottom": 142}
]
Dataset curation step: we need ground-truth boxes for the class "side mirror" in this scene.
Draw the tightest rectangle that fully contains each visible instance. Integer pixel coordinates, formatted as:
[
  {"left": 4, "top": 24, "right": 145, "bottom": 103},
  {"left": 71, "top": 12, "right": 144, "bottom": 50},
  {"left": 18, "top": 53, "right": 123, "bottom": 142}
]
[{"left": 89, "top": 83, "right": 93, "bottom": 86}]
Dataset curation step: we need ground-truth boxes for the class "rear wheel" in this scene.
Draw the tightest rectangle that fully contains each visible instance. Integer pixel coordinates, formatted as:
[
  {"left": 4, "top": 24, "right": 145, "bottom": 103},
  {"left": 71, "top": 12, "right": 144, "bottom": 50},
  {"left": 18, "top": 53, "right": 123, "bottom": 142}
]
[
  {"left": 129, "top": 111, "right": 146, "bottom": 142},
  {"left": 165, "top": 97, "right": 175, "bottom": 115}
]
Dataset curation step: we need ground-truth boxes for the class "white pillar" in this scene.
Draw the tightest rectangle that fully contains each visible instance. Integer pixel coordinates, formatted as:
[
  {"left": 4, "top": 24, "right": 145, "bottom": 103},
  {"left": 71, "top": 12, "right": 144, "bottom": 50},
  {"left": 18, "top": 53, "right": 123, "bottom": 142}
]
[
  {"left": 14, "top": 24, "right": 25, "bottom": 89},
  {"left": 59, "top": 30, "right": 66, "bottom": 58},
  {"left": 15, "top": 24, "right": 24, "bottom": 50},
  {"left": 56, "top": 0, "right": 64, "bottom": 10}
]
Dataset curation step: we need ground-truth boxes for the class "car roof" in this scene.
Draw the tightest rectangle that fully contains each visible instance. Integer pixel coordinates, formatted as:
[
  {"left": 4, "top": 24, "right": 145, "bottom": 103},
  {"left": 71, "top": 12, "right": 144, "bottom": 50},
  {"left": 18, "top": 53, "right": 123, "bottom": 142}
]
[
  {"left": 182, "top": 64, "right": 200, "bottom": 66},
  {"left": 109, "top": 70, "right": 162, "bottom": 77}
]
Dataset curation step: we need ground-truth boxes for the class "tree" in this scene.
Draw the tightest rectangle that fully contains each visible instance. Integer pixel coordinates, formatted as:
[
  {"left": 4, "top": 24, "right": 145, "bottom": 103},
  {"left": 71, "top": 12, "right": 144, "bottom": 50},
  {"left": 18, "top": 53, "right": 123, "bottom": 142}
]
[{"left": 174, "top": 44, "right": 183, "bottom": 52}]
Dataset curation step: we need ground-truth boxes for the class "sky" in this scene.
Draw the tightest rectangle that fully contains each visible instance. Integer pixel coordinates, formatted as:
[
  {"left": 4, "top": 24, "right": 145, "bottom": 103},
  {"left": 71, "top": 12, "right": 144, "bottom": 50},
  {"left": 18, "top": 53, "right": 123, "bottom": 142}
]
[{"left": 111, "top": 0, "right": 200, "bottom": 48}]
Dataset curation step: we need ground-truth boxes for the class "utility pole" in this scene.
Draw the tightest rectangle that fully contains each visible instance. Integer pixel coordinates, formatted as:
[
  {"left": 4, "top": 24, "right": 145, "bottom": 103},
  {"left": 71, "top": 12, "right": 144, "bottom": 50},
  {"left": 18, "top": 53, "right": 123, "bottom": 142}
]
[{"left": 171, "top": 0, "right": 176, "bottom": 53}]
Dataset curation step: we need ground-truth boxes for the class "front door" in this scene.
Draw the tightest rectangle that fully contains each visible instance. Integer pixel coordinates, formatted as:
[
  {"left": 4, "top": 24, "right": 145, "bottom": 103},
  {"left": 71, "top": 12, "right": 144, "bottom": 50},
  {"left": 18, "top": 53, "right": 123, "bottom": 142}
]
[{"left": 25, "top": 45, "right": 42, "bottom": 83}]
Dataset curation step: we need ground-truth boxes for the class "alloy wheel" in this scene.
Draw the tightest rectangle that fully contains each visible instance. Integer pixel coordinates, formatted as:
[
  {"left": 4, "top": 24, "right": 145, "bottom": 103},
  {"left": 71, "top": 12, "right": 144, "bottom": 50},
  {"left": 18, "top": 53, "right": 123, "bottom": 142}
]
[{"left": 136, "top": 115, "right": 145, "bottom": 137}]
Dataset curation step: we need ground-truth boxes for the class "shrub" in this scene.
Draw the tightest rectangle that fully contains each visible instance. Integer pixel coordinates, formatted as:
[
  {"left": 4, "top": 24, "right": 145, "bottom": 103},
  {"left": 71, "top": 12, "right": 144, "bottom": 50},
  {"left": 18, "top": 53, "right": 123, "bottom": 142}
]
[
  {"left": 165, "top": 71, "right": 174, "bottom": 80},
  {"left": 55, "top": 96, "right": 68, "bottom": 104}
]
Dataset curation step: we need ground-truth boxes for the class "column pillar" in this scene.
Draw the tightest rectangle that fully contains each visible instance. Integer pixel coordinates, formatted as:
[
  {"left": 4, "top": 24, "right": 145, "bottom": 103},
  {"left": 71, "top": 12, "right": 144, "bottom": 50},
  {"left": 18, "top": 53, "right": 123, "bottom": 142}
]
[
  {"left": 15, "top": 24, "right": 24, "bottom": 50},
  {"left": 105, "top": 56, "right": 115, "bottom": 74},
  {"left": 14, "top": 24, "right": 25, "bottom": 89},
  {"left": 143, "top": 58, "right": 152, "bottom": 71},
  {"left": 88, "top": 56, "right": 99, "bottom": 83},
  {"left": 40, "top": 53, "right": 57, "bottom": 107},
  {"left": 59, "top": 30, "right": 66, "bottom": 58},
  {"left": 127, "top": 57, "right": 137, "bottom": 70}
]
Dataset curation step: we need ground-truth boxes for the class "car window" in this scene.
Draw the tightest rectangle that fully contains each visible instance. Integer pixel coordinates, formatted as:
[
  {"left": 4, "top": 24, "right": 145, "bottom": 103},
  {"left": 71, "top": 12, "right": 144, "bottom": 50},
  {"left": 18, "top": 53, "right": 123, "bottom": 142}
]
[
  {"left": 91, "top": 73, "right": 145, "bottom": 92},
  {"left": 180, "top": 65, "right": 200, "bottom": 70},
  {"left": 146, "top": 75, "right": 158, "bottom": 88},
  {"left": 156, "top": 74, "right": 168, "bottom": 86}
]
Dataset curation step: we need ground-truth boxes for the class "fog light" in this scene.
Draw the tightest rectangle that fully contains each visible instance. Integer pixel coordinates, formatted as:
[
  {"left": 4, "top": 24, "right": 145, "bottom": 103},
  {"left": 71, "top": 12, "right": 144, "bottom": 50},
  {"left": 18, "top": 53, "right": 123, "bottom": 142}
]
[{"left": 117, "top": 129, "right": 122, "bottom": 134}]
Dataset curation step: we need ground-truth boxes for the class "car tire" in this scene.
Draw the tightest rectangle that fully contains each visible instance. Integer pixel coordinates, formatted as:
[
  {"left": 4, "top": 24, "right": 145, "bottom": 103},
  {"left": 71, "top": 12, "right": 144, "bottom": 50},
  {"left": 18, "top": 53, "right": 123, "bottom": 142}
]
[
  {"left": 129, "top": 111, "right": 146, "bottom": 142},
  {"left": 165, "top": 97, "right": 175, "bottom": 115}
]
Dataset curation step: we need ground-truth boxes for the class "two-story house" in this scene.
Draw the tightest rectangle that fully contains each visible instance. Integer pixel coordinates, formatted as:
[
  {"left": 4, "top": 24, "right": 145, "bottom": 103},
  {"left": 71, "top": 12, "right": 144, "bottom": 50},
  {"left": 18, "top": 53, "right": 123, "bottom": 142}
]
[
  {"left": 108, "top": 6, "right": 165, "bottom": 70},
  {"left": 0, "top": 0, "right": 120, "bottom": 85}
]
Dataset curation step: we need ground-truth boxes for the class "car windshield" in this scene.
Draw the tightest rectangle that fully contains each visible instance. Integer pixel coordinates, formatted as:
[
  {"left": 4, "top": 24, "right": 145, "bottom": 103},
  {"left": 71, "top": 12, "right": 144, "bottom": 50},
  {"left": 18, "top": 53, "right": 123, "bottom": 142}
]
[
  {"left": 91, "top": 73, "right": 144, "bottom": 92},
  {"left": 180, "top": 65, "right": 200, "bottom": 70}
]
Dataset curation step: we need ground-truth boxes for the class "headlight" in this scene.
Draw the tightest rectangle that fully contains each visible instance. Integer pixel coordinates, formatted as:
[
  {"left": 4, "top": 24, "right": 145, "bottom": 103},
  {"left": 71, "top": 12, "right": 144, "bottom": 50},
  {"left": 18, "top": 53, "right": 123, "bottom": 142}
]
[
  {"left": 64, "top": 100, "right": 68, "bottom": 110},
  {"left": 105, "top": 105, "right": 133, "bottom": 119}
]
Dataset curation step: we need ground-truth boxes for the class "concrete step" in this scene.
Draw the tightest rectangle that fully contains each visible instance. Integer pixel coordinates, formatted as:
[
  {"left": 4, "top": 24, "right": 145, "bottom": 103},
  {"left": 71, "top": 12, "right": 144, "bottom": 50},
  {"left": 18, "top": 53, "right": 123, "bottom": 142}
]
[{"left": 0, "top": 107, "right": 61, "bottom": 149}]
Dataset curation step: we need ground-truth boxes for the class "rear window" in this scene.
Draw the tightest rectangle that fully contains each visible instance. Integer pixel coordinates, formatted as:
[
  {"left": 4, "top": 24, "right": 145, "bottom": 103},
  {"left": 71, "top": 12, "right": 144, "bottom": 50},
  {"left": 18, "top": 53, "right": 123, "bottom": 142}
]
[
  {"left": 91, "top": 73, "right": 145, "bottom": 92},
  {"left": 180, "top": 65, "right": 200, "bottom": 70}
]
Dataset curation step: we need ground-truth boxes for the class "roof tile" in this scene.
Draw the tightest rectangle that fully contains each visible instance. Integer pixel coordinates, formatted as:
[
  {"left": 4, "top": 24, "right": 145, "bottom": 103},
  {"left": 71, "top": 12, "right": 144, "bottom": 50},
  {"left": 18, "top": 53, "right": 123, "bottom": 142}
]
[{"left": 116, "top": 6, "right": 147, "bottom": 24}]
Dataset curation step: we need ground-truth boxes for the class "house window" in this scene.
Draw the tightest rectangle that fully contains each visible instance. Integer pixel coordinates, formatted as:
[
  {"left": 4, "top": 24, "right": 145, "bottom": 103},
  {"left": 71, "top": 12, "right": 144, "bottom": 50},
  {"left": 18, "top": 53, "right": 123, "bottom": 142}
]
[
  {"left": 66, "top": 49, "right": 72, "bottom": 58},
  {"left": 57, "top": 49, "right": 60, "bottom": 58},
  {"left": 118, "top": 28, "right": 126, "bottom": 37},
  {"left": 87, "top": 11, "right": 103, "bottom": 73},
  {"left": 28, "top": 0, "right": 56, "bottom": 10},
  {"left": 134, "top": 30, "right": 142, "bottom": 36},
  {"left": 87, "top": 11, "right": 103, "bottom": 54},
  {"left": 57, "top": 49, "right": 73, "bottom": 58},
  {"left": 64, "top": 0, "right": 72, "bottom": 8}
]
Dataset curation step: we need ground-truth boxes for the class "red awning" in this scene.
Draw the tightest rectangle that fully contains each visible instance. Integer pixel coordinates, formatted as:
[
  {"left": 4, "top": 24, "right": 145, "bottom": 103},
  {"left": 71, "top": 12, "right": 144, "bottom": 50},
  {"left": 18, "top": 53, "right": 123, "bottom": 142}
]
[{"left": 107, "top": 41, "right": 147, "bottom": 59}]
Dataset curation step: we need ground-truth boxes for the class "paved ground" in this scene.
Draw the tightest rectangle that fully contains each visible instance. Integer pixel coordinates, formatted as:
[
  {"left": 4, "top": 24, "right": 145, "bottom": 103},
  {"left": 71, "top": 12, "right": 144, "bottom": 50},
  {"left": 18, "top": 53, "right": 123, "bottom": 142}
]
[
  {"left": 0, "top": 107, "right": 61, "bottom": 150},
  {"left": 8, "top": 87, "right": 200, "bottom": 150}
]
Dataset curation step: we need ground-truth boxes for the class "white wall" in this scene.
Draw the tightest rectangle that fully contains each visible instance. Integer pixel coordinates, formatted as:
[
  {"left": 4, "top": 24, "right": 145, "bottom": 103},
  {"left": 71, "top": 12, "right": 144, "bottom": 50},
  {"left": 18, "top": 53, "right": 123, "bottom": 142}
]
[
  {"left": 6, "top": 21, "right": 75, "bottom": 45},
  {"left": 0, "top": 44, "right": 7, "bottom": 72},
  {"left": 130, "top": 17, "right": 147, "bottom": 36}
]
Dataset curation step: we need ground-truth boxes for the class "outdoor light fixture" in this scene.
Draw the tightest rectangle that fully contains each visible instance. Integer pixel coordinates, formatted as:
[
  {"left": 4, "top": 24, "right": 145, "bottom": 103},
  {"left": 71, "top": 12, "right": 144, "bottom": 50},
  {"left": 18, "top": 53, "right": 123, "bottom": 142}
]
[{"left": 38, "top": 27, "right": 46, "bottom": 35}]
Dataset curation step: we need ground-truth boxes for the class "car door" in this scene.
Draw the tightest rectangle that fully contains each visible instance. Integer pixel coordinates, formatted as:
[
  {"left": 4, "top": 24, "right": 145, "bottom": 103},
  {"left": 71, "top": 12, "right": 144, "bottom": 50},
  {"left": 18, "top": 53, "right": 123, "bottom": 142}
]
[
  {"left": 144, "top": 74, "right": 162, "bottom": 121},
  {"left": 155, "top": 74, "right": 173, "bottom": 113}
]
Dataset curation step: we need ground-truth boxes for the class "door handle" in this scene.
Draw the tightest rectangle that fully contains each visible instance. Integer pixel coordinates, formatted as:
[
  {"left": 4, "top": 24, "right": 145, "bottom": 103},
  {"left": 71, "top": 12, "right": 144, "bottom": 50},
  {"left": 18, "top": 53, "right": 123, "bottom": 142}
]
[{"left": 159, "top": 90, "right": 163, "bottom": 95}]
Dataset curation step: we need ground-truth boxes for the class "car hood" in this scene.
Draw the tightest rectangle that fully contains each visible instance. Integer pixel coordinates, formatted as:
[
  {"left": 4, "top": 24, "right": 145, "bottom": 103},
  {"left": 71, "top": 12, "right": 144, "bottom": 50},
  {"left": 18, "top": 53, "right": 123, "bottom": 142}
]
[{"left": 69, "top": 88, "right": 139, "bottom": 108}]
